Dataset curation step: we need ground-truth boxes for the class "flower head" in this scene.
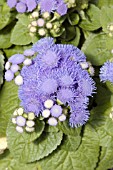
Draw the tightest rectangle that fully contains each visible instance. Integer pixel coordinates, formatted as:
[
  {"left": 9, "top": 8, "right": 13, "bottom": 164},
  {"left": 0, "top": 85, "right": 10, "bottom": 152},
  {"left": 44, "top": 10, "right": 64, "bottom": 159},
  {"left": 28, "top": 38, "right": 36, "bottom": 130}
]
[
  {"left": 16, "top": 37, "right": 95, "bottom": 128},
  {"left": 39, "top": 0, "right": 56, "bottom": 13},
  {"left": 100, "top": 61, "right": 113, "bottom": 83}
]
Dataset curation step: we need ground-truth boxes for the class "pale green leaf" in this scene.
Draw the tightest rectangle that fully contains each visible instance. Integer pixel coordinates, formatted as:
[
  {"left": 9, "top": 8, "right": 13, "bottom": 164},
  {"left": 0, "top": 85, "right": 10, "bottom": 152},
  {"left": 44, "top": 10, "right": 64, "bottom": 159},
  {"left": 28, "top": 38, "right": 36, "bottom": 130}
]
[
  {"left": 81, "top": 33, "right": 113, "bottom": 66},
  {"left": 10, "top": 21, "right": 32, "bottom": 45},
  {"left": 58, "top": 120, "right": 81, "bottom": 136},
  {"left": 0, "top": 150, "right": 41, "bottom": 170},
  {"left": 39, "top": 124, "right": 99, "bottom": 170},
  {"left": 0, "top": 81, "right": 19, "bottom": 136},
  {"left": 79, "top": 4, "right": 101, "bottom": 31},
  {"left": 100, "top": 7, "right": 113, "bottom": 34}
]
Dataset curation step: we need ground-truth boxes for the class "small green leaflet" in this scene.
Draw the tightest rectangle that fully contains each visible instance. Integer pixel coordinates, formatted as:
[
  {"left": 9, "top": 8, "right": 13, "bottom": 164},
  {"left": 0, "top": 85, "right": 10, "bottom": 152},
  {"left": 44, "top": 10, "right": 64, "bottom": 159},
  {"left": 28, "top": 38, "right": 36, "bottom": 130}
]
[{"left": 0, "top": 52, "right": 4, "bottom": 88}]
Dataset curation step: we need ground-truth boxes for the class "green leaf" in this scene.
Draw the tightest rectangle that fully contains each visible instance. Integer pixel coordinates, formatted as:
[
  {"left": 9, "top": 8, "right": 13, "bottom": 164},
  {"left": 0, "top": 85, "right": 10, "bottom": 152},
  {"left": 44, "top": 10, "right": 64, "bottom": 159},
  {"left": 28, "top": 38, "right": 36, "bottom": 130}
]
[
  {"left": 67, "top": 27, "right": 80, "bottom": 47},
  {"left": 79, "top": 4, "right": 101, "bottom": 31},
  {"left": 0, "top": 52, "right": 4, "bottom": 88},
  {"left": 96, "top": 146, "right": 113, "bottom": 170},
  {"left": 39, "top": 124, "right": 99, "bottom": 170},
  {"left": 100, "top": 7, "right": 113, "bottom": 34},
  {"left": 11, "top": 21, "right": 32, "bottom": 45},
  {"left": 94, "top": 78, "right": 112, "bottom": 106},
  {"left": 58, "top": 120, "right": 81, "bottom": 136},
  {"left": 61, "top": 135, "right": 81, "bottom": 152},
  {"left": 7, "top": 119, "right": 63, "bottom": 163},
  {"left": 0, "top": 3, "right": 16, "bottom": 30},
  {"left": 68, "top": 13, "right": 79, "bottom": 26},
  {"left": 0, "top": 150, "right": 41, "bottom": 170},
  {"left": 61, "top": 23, "right": 76, "bottom": 42},
  {"left": 97, "top": 0, "right": 113, "bottom": 8},
  {"left": 81, "top": 33, "right": 113, "bottom": 66},
  {"left": 0, "top": 81, "right": 19, "bottom": 136},
  {"left": 0, "top": 22, "right": 15, "bottom": 49},
  {"left": 106, "top": 81, "right": 113, "bottom": 93}
]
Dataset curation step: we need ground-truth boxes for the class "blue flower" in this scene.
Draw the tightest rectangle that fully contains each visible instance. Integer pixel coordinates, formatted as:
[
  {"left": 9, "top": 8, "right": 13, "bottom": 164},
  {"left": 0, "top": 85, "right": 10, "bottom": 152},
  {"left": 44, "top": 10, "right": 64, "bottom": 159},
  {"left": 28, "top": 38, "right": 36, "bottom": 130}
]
[
  {"left": 8, "top": 54, "right": 25, "bottom": 64},
  {"left": 17, "top": 37, "right": 95, "bottom": 127},
  {"left": 100, "top": 61, "right": 113, "bottom": 83},
  {"left": 69, "top": 107, "right": 89, "bottom": 128},
  {"left": 7, "top": 0, "right": 17, "bottom": 8},
  {"left": 57, "top": 2, "right": 67, "bottom": 16},
  {"left": 16, "top": 2, "right": 27, "bottom": 13},
  {"left": 39, "top": 0, "right": 56, "bottom": 13},
  {"left": 32, "top": 37, "right": 55, "bottom": 54}
]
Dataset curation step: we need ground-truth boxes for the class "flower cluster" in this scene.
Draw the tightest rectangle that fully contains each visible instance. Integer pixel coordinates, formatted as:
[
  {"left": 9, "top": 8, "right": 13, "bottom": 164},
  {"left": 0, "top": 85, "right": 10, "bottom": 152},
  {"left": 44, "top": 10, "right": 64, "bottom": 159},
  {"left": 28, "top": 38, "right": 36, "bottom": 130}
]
[
  {"left": 38, "top": 0, "right": 67, "bottom": 16},
  {"left": 7, "top": 0, "right": 67, "bottom": 16},
  {"left": 7, "top": 0, "right": 37, "bottom": 13},
  {"left": 12, "top": 107, "right": 36, "bottom": 133},
  {"left": 42, "top": 99, "right": 66, "bottom": 126},
  {"left": 16, "top": 37, "right": 95, "bottom": 128},
  {"left": 28, "top": 10, "right": 64, "bottom": 38},
  {"left": 100, "top": 61, "right": 113, "bottom": 83},
  {"left": 5, "top": 49, "right": 35, "bottom": 85}
]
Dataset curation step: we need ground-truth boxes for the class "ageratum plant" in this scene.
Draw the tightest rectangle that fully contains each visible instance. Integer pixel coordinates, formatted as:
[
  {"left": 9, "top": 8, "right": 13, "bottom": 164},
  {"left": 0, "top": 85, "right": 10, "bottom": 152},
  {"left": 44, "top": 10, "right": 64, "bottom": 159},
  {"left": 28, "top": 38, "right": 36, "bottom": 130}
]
[{"left": 1, "top": 1, "right": 113, "bottom": 170}]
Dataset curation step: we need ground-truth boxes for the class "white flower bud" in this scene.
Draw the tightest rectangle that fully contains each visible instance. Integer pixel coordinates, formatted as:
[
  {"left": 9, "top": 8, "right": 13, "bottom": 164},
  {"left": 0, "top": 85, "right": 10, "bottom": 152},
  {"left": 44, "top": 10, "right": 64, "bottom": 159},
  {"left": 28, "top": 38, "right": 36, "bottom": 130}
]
[
  {"left": 0, "top": 137, "right": 7, "bottom": 150},
  {"left": 59, "top": 114, "right": 66, "bottom": 122},
  {"left": 31, "top": 21, "right": 37, "bottom": 26},
  {"left": 13, "top": 109, "right": 18, "bottom": 116},
  {"left": 25, "top": 126, "right": 35, "bottom": 132},
  {"left": 23, "top": 58, "right": 32, "bottom": 66},
  {"left": 88, "top": 66, "right": 95, "bottom": 76},
  {"left": 5, "top": 62, "right": 11, "bottom": 70},
  {"left": 48, "top": 117, "right": 58, "bottom": 126},
  {"left": 28, "top": 112, "right": 35, "bottom": 120},
  {"left": 38, "top": 28, "right": 46, "bottom": 36},
  {"left": 26, "top": 120, "right": 35, "bottom": 127},
  {"left": 44, "top": 99, "right": 54, "bottom": 109},
  {"left": 31, "top": 11, "right": 39, "bottom": 18},
  {"left": 111, "top": 49, "right": 113, "bottom": 54},
  {"left": 30, "top": 26, "right": 37, "bottom": 33},
  {"left": 14, "top": 75, "right": 23, "bottom": 86},
  {"left": 29, "top": 32, "right": 34, "bottom": 37},
  {"left": 28, "top": 24, "right": 32, "bottom": 29},
  {"left": 16, "top": 126, "right": 23, "bottom": 133},
  {"left": 37, "top": 18, "right": 45, "bottom": 27},
  {"left": 43, "top": 12, "right": 50, "bottom": 19},
  {"left": 12, "top": 117, "right": 17, "bottom": 124},
  {"left": 46, "top": 23, "right": 52, "bottom": 29},
  {"left": 17, "top": 108, "right": 24, "bottom": 115},
  {"left": 42, "top": 109, "right": 51, "bottom": 118},
  {"left": 80, "top": 62, "right": 89, "bottom": 69}
]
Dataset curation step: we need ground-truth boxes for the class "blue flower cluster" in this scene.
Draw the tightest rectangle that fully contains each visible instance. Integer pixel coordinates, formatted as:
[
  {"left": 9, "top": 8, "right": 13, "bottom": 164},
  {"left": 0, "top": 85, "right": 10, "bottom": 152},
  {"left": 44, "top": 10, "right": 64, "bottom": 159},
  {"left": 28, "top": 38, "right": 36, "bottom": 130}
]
[
  {"left": 7, "top": 0, "right": 67, "bottom": 16},
  {"left": 19, "top": 37, "right": 95, "bottom": 128},
  {"left": 7, "top": 0, "right": 37, "bottom": 13},
  {"left": 100, "top": 61, "right": 113, "bottom": 83}
]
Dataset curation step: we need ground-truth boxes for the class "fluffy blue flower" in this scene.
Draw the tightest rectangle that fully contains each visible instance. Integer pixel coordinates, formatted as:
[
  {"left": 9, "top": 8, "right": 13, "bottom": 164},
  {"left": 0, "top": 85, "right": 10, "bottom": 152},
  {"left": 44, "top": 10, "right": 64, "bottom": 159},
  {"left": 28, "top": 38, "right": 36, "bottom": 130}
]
[
  {"left": 7, "top": 0, "right": 37, "bottom": 13},
  {"left": 57, "top": 2, "right": 67, "bottom": 16},
  {"left": 7, "top": 0, "right": 17, "bottom": 8},
  {"left": 51, "top": 104, "right": 62, "bottom": 117},
  {"left": 16, "top": 2, "right": 27, "bottom": 13},
  {"left": 69, "top": 107, "right": 89, "bottom": 128},
  {"left": 32, "top": 37, "right": 55, "bottom": 54},
  {"left": 39, "top": 0, "right": 56, "bottom": 13},
  {"left": 5, "top": 70, "right": 14, "bottom": 81},
  {"left": 18, "top": 37, "right": 95, "bottom": 127},
  {"left": 26, "top": 0, "right": 37, "bottom": 12},
  {"left": 9, "top": 54, "right": 25, "bottom": 64},
  {"left": 100, "top": 61, "right": 113, "bottom": 83}
]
